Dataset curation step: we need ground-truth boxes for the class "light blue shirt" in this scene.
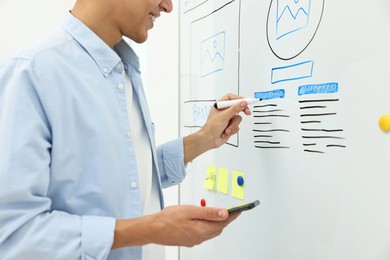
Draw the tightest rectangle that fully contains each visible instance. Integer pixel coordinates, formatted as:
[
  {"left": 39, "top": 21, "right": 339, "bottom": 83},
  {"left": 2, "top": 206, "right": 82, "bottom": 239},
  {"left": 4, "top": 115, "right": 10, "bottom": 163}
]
[{"left": 0, "top": 13, "right": 186, "bottom": 260}]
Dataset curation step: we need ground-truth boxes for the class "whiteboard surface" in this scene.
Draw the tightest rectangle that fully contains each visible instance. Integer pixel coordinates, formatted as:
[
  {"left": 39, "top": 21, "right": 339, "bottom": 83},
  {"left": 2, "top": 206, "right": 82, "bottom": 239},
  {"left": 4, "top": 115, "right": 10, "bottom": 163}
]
[{"left": 179, "top": 0, "right": 390, "bottom": 259}]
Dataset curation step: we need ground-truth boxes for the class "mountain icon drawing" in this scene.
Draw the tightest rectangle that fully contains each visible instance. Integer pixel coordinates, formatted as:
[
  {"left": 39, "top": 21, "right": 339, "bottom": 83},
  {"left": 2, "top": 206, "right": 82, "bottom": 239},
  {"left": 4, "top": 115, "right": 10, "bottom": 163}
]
[
  {"left": 276, "top": 0, "right": 311, "bottom": 40},
  {"left": 200, "top": 31, "right": 225, "bottom": 77}
]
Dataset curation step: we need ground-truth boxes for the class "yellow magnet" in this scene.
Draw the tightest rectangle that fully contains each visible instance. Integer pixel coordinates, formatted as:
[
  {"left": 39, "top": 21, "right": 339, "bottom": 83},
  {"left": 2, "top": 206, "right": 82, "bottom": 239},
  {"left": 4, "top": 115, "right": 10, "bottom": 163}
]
[{"left": 379, "top": 114, "right": 390, "bottom": 132}]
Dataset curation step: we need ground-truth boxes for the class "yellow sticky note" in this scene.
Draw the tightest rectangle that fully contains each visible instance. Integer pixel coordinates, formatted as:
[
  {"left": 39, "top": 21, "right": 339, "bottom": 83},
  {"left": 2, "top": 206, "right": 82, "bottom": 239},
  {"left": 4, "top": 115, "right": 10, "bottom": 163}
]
[
  {"left": 232, "top": 171, "right": 245, "bottom": 200},
  {"left": 204, "top": 166, "right": 216, "bottom": 190},
  {"left": 217, "top": 167, "right": 229, "bottom": 195}
]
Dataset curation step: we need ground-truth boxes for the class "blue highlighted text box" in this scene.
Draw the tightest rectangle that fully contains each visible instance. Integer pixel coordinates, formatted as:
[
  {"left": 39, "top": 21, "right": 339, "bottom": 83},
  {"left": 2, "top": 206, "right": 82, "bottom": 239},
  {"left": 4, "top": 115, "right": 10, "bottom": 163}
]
[{"left": 298, "top": 82, "right": 339, "bottom": 96}]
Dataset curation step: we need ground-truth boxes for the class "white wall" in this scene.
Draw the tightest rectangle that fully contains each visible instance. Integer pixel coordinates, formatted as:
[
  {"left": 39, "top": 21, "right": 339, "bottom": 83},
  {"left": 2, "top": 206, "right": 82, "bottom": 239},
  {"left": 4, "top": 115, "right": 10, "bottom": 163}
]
[
  {"left": 0, "top": 1, "right": 179, "bottom": 259},
  {"left": 0, "top": 0, "right": 76, "bottom": 59}
]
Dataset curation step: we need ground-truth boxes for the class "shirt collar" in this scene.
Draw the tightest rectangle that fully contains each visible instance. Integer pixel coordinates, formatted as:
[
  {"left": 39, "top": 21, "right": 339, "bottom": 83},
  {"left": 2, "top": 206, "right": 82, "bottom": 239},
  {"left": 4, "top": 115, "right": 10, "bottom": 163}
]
[
  {"left": 61, "top": 12, "right": 140, "bottom": 77},
  {"left": 114, "top": 40, "right": 140, "bottom": 73}
]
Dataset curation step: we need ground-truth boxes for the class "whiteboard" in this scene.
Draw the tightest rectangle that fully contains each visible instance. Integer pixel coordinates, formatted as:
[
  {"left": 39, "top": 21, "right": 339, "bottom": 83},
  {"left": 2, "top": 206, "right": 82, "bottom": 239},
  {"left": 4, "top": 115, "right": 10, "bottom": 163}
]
[{"left": 179, "top": 0, "right": 390, "bottom": 259}]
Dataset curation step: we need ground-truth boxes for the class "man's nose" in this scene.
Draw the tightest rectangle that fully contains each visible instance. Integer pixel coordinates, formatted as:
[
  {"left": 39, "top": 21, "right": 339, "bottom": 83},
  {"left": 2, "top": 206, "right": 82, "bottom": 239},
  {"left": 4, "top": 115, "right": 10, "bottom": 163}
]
[{"left": 160, "top": 0, "right": 173, "bottom": 13}]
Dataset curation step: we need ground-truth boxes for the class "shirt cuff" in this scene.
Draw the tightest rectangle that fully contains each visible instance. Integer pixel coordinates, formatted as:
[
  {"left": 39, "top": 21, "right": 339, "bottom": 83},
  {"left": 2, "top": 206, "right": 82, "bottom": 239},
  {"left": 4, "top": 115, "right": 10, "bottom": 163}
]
[
  {"left": 158, "top": 137, "right": 186, "bottom": 188},
  {"left": 82, "top": 215, "right": 116, "bottom": 260}
]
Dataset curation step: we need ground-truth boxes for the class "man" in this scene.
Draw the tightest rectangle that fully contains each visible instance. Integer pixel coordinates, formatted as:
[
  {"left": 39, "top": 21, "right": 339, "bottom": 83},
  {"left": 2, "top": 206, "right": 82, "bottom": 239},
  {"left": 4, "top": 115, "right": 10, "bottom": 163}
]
[{"left": 0, "top": 0, "right": 251, "bottom": 259}]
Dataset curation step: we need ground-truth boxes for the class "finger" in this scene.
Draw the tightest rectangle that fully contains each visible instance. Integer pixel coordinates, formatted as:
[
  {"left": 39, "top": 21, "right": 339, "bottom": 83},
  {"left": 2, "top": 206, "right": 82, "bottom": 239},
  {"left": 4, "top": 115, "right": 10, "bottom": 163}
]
[
  {"left": 203, "top": 229, "right": 224, "bottom": 241},
  {"left": 217, "top": 93, "right": 244, "bottom": 102},
  {"left": 203, "top": 212, "right": 241, "bottom": 239},
  {"left": 192, "top": 207, "right": 229, "bottom": 221},
  {"left": 223, "top": 115, "right": 242, "bottom": 136},
  {"left": 220, "top": 101, "right": 248, "bottom": 120},
  {"left": 223, "top": 126, "right": 239, "bottom": 139},
  {"left": 234, "top": 100, "right": 248, "bottom": 112},
  {"left": 222, "top": 125, "right": 239, "bottom": 140},
  {"left": 227, "top": 115, "right": 243, "bottom": 129},
  {"left": 227, "top": 212, "right": 241, "bottom": 221},
  {"left": 243, "top": 107, "right": 252, "bottom": 115}
]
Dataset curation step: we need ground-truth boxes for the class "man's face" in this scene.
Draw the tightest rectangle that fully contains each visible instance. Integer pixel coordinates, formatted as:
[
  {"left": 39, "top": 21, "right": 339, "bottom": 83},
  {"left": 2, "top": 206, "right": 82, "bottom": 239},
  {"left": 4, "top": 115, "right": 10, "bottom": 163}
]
[{"left": 115, "top": 0, "right": 173, "bottom": 43}]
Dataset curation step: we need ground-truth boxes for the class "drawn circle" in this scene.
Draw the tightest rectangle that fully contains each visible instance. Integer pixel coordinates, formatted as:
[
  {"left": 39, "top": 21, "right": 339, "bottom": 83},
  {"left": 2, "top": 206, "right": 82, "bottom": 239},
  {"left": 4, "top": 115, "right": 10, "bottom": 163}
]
[{"left": 266, "top": 0, "right": 325, "bottom": 60}]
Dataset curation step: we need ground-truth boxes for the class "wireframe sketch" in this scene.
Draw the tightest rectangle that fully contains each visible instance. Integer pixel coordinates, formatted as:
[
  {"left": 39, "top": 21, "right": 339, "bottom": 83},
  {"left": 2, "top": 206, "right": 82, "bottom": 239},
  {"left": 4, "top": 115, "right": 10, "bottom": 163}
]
[
  {"left": 188, "top": 0, "right": 240, "bottom": 146},
  {"left": 267, "top": 0, "right": 324, "bottom": 60},
  {"left": 298, "top": 82, "right": 346, "bottom": 153},
  {"left": 200, "top": 32, "right": 226, "bottom": 77},
  {"left": 253, "top": 90, "right": 292, "bottom": 150}
]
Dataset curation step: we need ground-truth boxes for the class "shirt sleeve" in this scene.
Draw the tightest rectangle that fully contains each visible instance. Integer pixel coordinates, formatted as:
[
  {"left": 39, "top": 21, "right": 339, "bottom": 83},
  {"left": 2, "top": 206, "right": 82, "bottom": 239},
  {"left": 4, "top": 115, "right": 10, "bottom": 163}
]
[
  {"left": 0, "top": 58, "right": 115, "bottom": 259},
  {"left": 157, "top": 137, "right": 187, "bottom": 188}
]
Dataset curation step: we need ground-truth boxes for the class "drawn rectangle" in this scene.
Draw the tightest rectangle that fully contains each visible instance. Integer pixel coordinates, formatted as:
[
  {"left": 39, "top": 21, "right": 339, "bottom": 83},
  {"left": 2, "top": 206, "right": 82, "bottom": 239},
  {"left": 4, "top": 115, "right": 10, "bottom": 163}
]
[
  {"left": 190, "top": 0, "right": 240, "bottom": 101},
  {"left": 271, "top": 60, "right": 314, "bottom": 84},
  {"left": 188, "top": 0, "right": 240, "bottom": 147}
]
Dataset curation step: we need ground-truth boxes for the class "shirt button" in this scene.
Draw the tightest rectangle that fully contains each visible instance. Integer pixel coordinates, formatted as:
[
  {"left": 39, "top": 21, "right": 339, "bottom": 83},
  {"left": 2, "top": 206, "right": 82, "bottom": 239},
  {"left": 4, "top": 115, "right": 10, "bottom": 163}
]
[
  {"left": 130, "top": 181, "right": 137, "bottom": 189},
  {"left": 117, "top": 83, "right": 124, "bottom": 91},
  {"left": 102, "top": 68, "right": 109, "bottom": 74},
  {"left": 127, "top": 131, "right": 131, "bottom": 138},
  {"left": 116, "top": 63, "right": 123, "bottom": 70}
]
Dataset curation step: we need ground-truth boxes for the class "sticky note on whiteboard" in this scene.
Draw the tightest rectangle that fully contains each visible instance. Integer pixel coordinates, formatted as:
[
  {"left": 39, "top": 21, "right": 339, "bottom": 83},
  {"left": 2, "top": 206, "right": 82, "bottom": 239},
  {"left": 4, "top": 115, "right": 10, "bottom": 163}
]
[
  {"left": 204, "top": 166, "right": 216, "bottom": 190},
  {"left": 232, "top": 171, "right": 245, "bottom": 200},
  {"left": 217, "top": 167, "right": 229, "bottom": 195}
]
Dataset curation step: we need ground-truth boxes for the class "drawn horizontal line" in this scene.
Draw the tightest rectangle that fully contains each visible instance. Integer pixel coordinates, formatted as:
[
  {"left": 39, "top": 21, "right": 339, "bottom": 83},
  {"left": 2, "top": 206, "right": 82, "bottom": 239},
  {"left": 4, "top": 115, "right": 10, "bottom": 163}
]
[
  {"left": 255, "top": 146, "right": 290, "bottom": 149},
  {"left": 254, "top": 122, "right": 272, "bottom": 125},
  {"left": 299, "top": 99, "right": 339, "bottom": 103},
  {"left": 183, "top": 99, "right": 215, "bottom": 103},
  {"left": 301, "top": 120, "right": 322, "bottom": 124},
  {"left": 303, "top": 143, "right": 316, "bottom": 146},
  {"left": 304, "top": 149, "right": 325, "bottom": 154},
  {"left": 327, "top": 144, "right": 347, "bottom": 148},
  {"left": 254, "top": 135, "right": 273, "bottom": 138},
  {"left": 301, "top": 128, "right": 344, "bottom": 132},
  {"left": 254, "top": 141, "right": 281, "bottom": 144},
  {"left": 190, "top": 0, "right": 234, "bottom": 22},
  {"left": 254, "top": 104, "right": 277, "bottom": 108},
  {"left": 254, "top": 115, "right": 290, "bottom": 118},
  {"left": 183, "top": 0, "right": 208, "bottom": 14},
  {"left": 302, "top": 136, "right": 345, "bottom": 139},
  {"left": 253, "top": 129, "right": 290, "bottom": 132},
  {"left": 300, "top": 106, "right": 327, "bottom": 109},
  {"left": 253, "top": 109, "right": 284, "bottom": 113},
  {"left": 300, "top": 113, "right": 337, "bottom": 117}
]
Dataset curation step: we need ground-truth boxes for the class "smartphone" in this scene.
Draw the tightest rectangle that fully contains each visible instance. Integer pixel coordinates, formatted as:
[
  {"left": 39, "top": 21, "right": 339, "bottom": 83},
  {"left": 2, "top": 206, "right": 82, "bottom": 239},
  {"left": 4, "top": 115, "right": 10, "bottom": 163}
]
[{"left": 227, "top": 200, "right": 260, "bottom": 214}]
